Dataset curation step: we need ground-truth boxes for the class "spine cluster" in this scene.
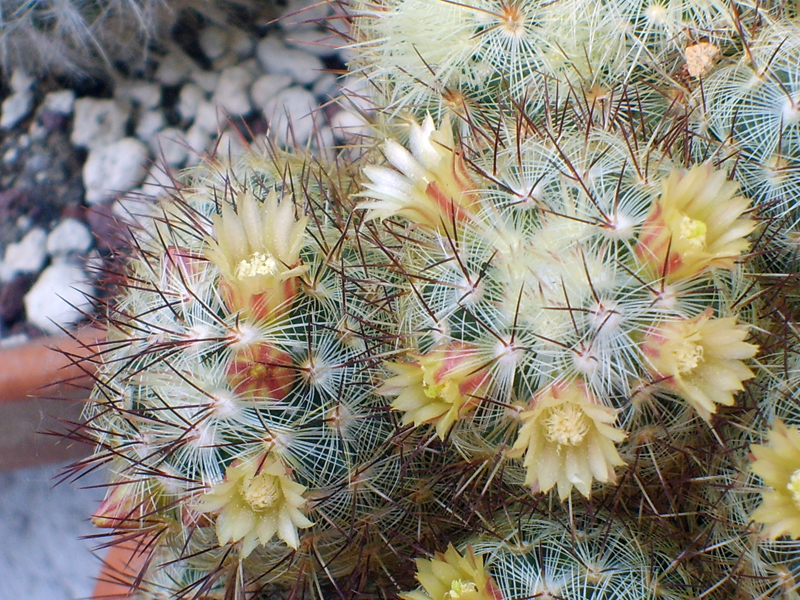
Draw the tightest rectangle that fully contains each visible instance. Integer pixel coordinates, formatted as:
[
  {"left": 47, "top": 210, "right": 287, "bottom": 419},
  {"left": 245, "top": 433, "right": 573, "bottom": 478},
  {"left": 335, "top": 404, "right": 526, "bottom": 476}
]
[{"left": 69, "top": 1, "right": 800, "bottom": 599}]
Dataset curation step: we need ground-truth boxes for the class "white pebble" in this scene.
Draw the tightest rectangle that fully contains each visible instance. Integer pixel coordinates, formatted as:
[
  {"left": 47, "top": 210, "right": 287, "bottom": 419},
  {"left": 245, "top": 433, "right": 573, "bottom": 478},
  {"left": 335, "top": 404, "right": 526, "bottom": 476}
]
[
  {"left": 184, "top": 123, "right": 214, "bottom": 164},
  {"left": 230, "top": 31, "right": 255, "bottom": 59},
  {"left": 278, "top": 0, "right": 332, "bottom": 31},
  {"left": 0, "top": 91, "right": 33, "bottom": 129},
  {"left": 250, "top": 74, "right": 293, "bottom": 110},
  {"left": 178, "top": 83, "right": 206, "bottom": 122},
  {"left": 194, "top": 101, "right": 222, "bottom": 134},
  {"left": 25, "top": 264, "right": 94, "bottom": 334},
  {"left": 1, "top": 228, "right": 47, "bottom": 282},
  {"left": 115, "top": 80, "right": 161, "bottom": 109},
  {"left": 214, "top": 66, "right": 254, "bottom": 117},
  {"left": 83, "top": 137, "right": 149, "bottom": 204},
  {"left": 150, "top": 127, "right": 188, "bottom": 167},
  {"left": 263, "top": 86, "right": 319, "bottom": 146},
  {"left": 312, "top": 73, "right": 338, "bottom": 100},
  {"left": 135, "top": 109, "right": 166, "bottom": 143},
  {"left": 10, "top": 70, "right": 35, "bottom": 93},
  {"left": 42, "top": 89, "right": 76, "bottom": 115},
  {"left": 329, "top": 109, "right": 370, "bottom": 142},
  {"left": 257, "top": 36, "right": 324, "bottom": 86},
  {"left": 71, "top": 98, "right": 131, "bottom": 150},
  {"left": 155, "top": 49, "right": 194, "bottom": 86},
  {"left": 199, "top": 25, "right": 230, "bottom": 61},
  {"left": 141, "top": 165, "right": 177, "bottom": 197},
  {"left": 190, "top": 69, "right": 220, "bottom": 94},
  {"left": 46, "top": 219, "right": 93, "bottom": 257},
  {"left": 284, "top": 28, "right": 339, "bottom": 57}
]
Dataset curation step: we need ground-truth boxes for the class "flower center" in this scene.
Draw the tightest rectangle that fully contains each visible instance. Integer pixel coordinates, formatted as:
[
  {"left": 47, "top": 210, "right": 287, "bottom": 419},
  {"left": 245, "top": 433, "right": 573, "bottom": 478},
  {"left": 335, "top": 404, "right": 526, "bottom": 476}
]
[
  {"left": 235, "top": 252, "right": 280, "bottom": 280},
  {"left": 241, "top": 472, "right": 280, "bottom": 510},
  {"left": 674, "top": 340, "right": 704, "bottom": 374},
  {"left": 679, "top": 214, "right": 707, "bottom": 251},
  {"left": 787, "top": 469, "right": 800, "bottom": 510},
  {"left": 447, "top": 580, "right": 478, "bottom": 599},
  {"left": 544, "top": 403, "right": 590, "bottom": 446}
]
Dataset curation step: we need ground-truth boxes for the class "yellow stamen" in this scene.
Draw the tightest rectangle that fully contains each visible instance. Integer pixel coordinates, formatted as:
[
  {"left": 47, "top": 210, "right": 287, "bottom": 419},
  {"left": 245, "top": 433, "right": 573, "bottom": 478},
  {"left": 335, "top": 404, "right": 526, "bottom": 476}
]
[
  {"left": 679, "top": 215, "right": 707, "bottom": 251},
  {"left": 544, "top": 403, "right": 590, "bottom": 446},
  {"left": 787, "top": 470, "right": 800, "bottom": 510},
  {"left": 674, "top": 340, "right": 704, "bottom": 374},
  {"left": 235, "top": 252, "right": 280, "bottom": 280},
  {"left": 448, "top": 580, "right": 478, "bottom": 599},
  {"left": 241, "top": 473, "right": 280, "bottom": 510}
]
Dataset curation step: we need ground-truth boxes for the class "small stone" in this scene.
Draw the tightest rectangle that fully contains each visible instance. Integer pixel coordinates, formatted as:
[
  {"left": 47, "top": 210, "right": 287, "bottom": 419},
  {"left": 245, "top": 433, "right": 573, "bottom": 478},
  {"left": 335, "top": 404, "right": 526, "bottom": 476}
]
[
  {"left": 178, "top": 83, "right": 206, "bottom": 122},
  {"left": 194, "top": 101, "right": 222, "bottom": 134},
  {"left": 42, "top": 90, "right": 76, "bottom": 115},
  {"left": 263, "top": 86, "right": 318, "bottom": 146},
  {"left": 199, "top": 25, "right": 230, "bottom": 61},
  {"left": 213, "top": 66, "right": 254, "bottom": 117},
  {"left": 135, "top": 109, "right": 166, "bottom": 144},
  {"left": 141, "top": 165, "right": 178, "bottom": 196},
  {"left": 212, "top": 50, "right": 240, "bottom": 72},
  {"left": 1, "top": 228, "right": 48, "bottom": 282},
  {"left": 155, "top": 49, "right": 194, "bottom": 86},
  {"left": 278, "top": 0, "right": 332, "bottom": 31},
  {"left": 190, "top": 69, "right": 220, "bottom": 94},
  {"left": 71, "top": 98, "right": 131, "bottom": 150},
  {"left": 24, "top": 264, "right": 94, "bottom": 334},
  {"left": 284, "top": 28, "right": 339, "bottom": 57},
  {"left": 257, "top": 37, "right": 324, "bottom": 86},
  {"left": 10, "top": 70, "right": 35, "bottom": 93},
  {"left": 150, "top": 128, "right": 188, "bottom": 167},
  {"left": 250, "top": 74, "right": 293, "bottom": 110},
  {"left": 184, "top": 124, "right": 214, "bottom": 165},
  {"left": 83, "top": 138, "right": 149, "bottom": 204},
  {"left": 46, "top": 219, "right": 93, "bottom": 257},
  {"left": 230, "top": 31, "right": 255, "bottom": 59},
  {"left": 312, "top": 73, "right": 338, "bottom": 100},
  {"left": 216, "top": 130, "right": 249, "bottom": 160},
  {"left": 329, "top": 109, "right": 369, "bottom": 142},
  {"left": 0, "top": 91, "right": 33, "bottom": 129},
  {"left": 115, "top": 80, "right": 161, "bottom": 109}
]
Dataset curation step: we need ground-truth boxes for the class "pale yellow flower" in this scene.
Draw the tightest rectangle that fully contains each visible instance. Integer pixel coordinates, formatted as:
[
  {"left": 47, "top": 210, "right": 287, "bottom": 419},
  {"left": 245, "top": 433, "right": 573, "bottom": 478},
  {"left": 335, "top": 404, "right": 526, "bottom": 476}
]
[
  {"left": 360, "top": 115, "right": 479, "bottom": 234},
  {"left": 205, "top": 189, "right": 309, "bottom": 320},
  {"left": 195, "top": 455, "right": 312, "bottom": 556},
  {"left": 509, "top": 380, "right": 626, "bottom": 500},
  {"left": 378, "top": 342, "right": 491, "bottom": 440},
  {"left": 635, "top": 164, "right": 756, "bottom": 282},
  {"left": 751, "top": 419, "right": 800, "bottom": 539},
  {"left": 401, "top": 544, "right": 501, "bottom": 600},
  {"left": 641, "top": 310, "right": 758, "bottom": 421}
]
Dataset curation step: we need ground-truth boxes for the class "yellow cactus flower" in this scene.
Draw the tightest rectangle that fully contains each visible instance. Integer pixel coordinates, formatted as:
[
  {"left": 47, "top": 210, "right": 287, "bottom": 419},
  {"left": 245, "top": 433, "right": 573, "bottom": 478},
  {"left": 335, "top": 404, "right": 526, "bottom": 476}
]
[
  {"left": 751, "top": 419, "right": 800, "bottom": 539},
  {"left": 205, "top": 189, "right": 309, "bottom": 321},
  {"left": 360, "top": 115, "right": 479, "bottom": 234},
  {"left": 509, "top": 380, "right": 627, "bottom": 500},
  {"left": 635, "top": 164, "right": 756, "bottom": 282},
  {"left": 401, "top": 544, "right": 501, "bottom": 600},
  {"left": 641, "top": 310, "right": 758, "bottom": 421},
  {"left": 195, "top": 455, "right": 312, "bottom": 556},
  {"left": 378, "top": 342, "right": 491, "bottom": 440}
]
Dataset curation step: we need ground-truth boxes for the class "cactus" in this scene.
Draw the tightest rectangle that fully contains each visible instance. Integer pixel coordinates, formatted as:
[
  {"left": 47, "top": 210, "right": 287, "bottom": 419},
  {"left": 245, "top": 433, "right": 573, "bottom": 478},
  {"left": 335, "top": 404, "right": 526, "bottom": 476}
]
[{"left": 65, "top": 2, "right": 800, "bottom": 599}]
